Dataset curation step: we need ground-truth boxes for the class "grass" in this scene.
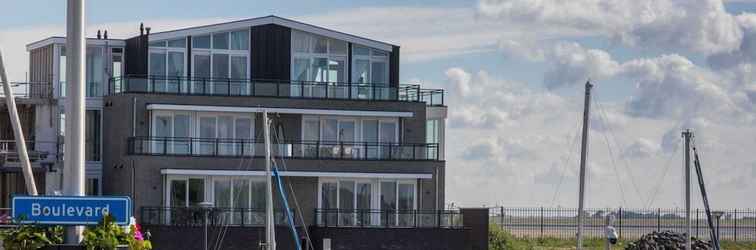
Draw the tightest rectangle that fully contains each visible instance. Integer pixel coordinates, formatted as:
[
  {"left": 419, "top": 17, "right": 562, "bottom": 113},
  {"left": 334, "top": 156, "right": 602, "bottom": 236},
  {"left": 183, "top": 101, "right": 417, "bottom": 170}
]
[{"left": 490, "top": 225, "right": 756, "bottom": 250}]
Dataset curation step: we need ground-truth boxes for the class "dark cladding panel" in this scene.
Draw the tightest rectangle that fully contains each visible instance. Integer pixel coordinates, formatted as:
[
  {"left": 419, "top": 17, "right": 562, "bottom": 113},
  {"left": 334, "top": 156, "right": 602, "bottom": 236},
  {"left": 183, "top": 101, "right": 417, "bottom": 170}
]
[
  {"left": 250, "top": 24, "right": 291, "bottom": 80},
  {"left": 125, "top": 34, "right": 148, "bottom": 76},
  {"left": 390, "top": 45, "right": 400, "bottom": 88}
]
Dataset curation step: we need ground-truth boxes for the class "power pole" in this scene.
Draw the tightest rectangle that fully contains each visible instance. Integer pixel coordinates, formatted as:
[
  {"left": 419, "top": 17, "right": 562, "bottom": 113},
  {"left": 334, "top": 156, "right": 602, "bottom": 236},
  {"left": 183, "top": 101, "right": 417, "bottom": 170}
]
[
  {"left": 682, "top": 130, "right": 692, "bottom": 250},
  {"left": 64, "top": 0, "right": 86, "bottom": 244},
  {"left": 576, "top": 81, "right": 593, "bottom": 250},
  {"left": 0, "top": 49, "right": 38, "bottom": 195}
]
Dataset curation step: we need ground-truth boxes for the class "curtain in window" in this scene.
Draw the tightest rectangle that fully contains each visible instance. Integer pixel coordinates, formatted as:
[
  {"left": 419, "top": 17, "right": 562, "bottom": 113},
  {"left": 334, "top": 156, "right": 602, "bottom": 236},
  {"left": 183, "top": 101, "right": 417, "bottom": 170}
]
[{"left": 230, "top": 30, "right": 249, "bottom": 50}]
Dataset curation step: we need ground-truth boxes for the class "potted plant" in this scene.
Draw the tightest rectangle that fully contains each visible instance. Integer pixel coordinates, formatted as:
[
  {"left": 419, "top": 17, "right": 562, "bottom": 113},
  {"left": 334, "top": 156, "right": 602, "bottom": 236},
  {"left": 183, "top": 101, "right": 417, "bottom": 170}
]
[
  {"left": 0, "top": 222, "right": 63, "bottom": 250},
  {"left": 81, "top": 214, "right": 151, "bottom": 250}
]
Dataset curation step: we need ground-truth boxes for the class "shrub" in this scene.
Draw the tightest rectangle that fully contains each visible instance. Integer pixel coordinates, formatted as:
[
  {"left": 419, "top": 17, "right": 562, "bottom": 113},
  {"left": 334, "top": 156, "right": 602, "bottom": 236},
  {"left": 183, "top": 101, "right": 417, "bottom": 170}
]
[
  {"left": 0, "top": 223, "right": 63, "bottom": 250},
  {"left": 81, "top": 214, "right": 152, "bottom": 250}
]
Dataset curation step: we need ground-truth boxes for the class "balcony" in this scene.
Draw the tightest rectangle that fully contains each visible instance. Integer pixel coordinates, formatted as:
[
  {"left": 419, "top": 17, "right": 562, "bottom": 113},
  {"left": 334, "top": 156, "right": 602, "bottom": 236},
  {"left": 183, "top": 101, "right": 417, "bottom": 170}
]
[
  {"left": 128, "top": 137, "right": 439, "bottom": 161},
  {"left": 0, "top": 82, "right": 53, "bottom": 99},
  {"left": 0, "top": 140, "right": 59, "bottom": 166},
  {"left": 314, "top": 209, "right": 463, "bottom": 228},
  {"left": 108, "top": 76, "right": 444, "bottom": 105},
  {"left": 140, "top": 207, "right": 292, "bottom": 227}
]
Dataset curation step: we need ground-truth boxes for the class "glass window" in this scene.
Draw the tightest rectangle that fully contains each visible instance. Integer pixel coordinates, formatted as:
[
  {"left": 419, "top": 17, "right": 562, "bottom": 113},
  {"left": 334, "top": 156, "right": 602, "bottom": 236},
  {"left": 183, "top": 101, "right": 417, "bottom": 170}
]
[
  {"left": 292, "top": 31, "right": 310, "bottom": 53},
  {"left": 313, "top": 35, "right": 328, "bottom": 54},
  {"left": 59, "top": 46, "right": 67, "bottom": 97},
  {"left": 193, "top": 54, "right": 211, "bottom": 78},
  {"left": 398, "top": 183, "right": 415, "bottom": 226},
  {"left": 230, "top": 56, "right": 247, "bottom": 79},
  {"left": 213, "top": 32, "right": 229, "bottom": 50},
  {"left": 292, "top": 58, "right": 309, "bottom": 81},
  {"left": 371, "top": 61, "right": 387, "bottom": 85},
  {"left": 352, "top": 59, "right": 369, "bottom": 84},
  {"left": 150, "top": 52, "right": 166, "bottom": 76},
  {"left": 310, "top": 58, "right": 328, "bottom": 82},
  {"left": 193, "top": 35, "right": 211, "bottom": 49},
  {"left": 233, "top": 179, "right": 250, "bottom": 223},
  {"left": 167, "top": 52, "right": 184, "bottom": 92},
  {"left": 323, "top": 119, "right": 338, "bottom": 142},
  {"left": 212, "top": 54, "right": 230, "bottom": 94},
  {"left": 171, "top": 180, "right": 187, "bottom": 207},
  {"left": 235, "top": 118, "right": 252, "bottom": 139},
  {"left": 86, "top": 47, "right": 104, "bottom": 96},
  {"left": 353, "top": 45, "right": 370, "bottom": 56},
  {"left": 188, "top": 178, "right": 205, "bottom": 206},
  {"left": 85, "top": 110, "right": 101, "bottom": 161},
  {"left": 174, "top": 114, "right": 191, "bottom": 154},
  {"left": 380, "top": 122, "right": 397, "bottom": 143},
  {"left": 155, "top": 115, "right": 172, "bottom": 137},
  {"left": 321, "top": 182, "right": 338, "bottom": 224},
  {"left": 149, "top": 41, "right": 166, "bottom": 47},
  {"left": 363, "top": 120, "right": 378, "bottom": 142},
  {"left": 339, "top": 181, "right": 355, "bottom": 225},
  {"left": 230, "top": 30, "right": 249, "bottom": 50},
  {"left": 356, "top": 183, "right": 371, "bottom": 225},
  {"left": 214, "top": 179, "right": 231, "bottom": 208},
  {"left": 372, "top": 50, "right": 389, "bottom": 57},
  {"left": 380, "top": 181, "right": 397, "bottom": 226},
  {"left": 328, "top": 59, "right": 345, "bottom": 83},
  {"left": 86, "top": 178, "right": 100, "bottom": 196},
  {"left": 200, "top": 117, "right": 216, "bottom": 138},
  {"left": 330, "top": 39, "right": 347, "bottom": 55},
  {"left": 339, "top": 121, "right": 355, "bottom": 142},
  {"left": 167, "top": 39, "right": 186, "bottom": 48},
  {"left": 251, "top": 181, "right": 265, "bottom": 208}
]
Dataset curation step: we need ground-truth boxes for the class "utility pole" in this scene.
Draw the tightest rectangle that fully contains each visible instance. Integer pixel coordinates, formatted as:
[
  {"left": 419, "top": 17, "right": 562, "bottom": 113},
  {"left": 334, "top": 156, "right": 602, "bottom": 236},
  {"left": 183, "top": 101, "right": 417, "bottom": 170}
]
[
  {"left": 263, "top": 110, "right": 276, "bottom": 250},
  {"left": 64, "top": 0, "right": 86, "bottom": 244},
  {"left": 682, "top": 130, "right": 693, "bottom": 250},
  {"left": 0, "top": 49, "right": 38, "bottom": 195},
  {"left": 576, "top": 81, "right": 593, "bottom": 250}
]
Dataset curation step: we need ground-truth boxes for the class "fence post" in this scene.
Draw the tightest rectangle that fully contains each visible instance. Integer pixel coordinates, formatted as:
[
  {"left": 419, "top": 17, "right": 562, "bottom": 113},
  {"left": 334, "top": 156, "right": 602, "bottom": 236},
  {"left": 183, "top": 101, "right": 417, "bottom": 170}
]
[
  {"left": 500, "top": 206, "right": 504, "bottom": 230},
  {"left": 734, "top": 209, "right": 737, "bottom": 242},
  {"left": 696, "top": 208, "right": 699, "bottom": 238},
  {"left": 657, "top": 208, "right": 661, "bottom": 232},
  {"left": 540, "top": 207, "right": 544, "bottom": 238},
  {"left": 618, "top": 207, "right": 622, "bottom": 240}
]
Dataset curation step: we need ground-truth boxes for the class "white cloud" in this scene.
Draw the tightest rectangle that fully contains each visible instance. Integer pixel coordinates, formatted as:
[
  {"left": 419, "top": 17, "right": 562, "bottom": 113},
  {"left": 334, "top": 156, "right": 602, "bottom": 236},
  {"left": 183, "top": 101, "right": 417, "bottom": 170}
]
[
  {"left": 622, "top": 138, "right": 661, "bottom": 158},
  {"left": 478, "top": 0, "right": 744, "bottom": 55}
]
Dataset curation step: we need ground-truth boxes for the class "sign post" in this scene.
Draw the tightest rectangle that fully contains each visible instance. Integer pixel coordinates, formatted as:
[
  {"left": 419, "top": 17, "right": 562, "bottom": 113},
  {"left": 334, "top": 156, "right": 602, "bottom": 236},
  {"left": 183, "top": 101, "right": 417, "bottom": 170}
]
[{"left": 12, "top": 196, "right": 131, "bottom": 225}]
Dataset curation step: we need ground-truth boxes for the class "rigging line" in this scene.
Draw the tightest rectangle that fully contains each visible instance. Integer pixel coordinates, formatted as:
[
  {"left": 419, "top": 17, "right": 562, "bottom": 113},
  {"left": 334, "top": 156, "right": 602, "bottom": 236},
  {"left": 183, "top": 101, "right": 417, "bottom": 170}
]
[
  {"left": 643, "top": 139, "right": 680, "bottom": 210},
  {"left": 214, "top": 120, "right": 264, "bottom": 250},
  {"left": 549, "top": 92, "right": 584, "bottom": 207},
  {"left": 592, "top": 98, "right": 629, "bottom": 208},
  {"left": 594, "top": 95, "right": 646, "bottom": 205},
  {"left": 271, "top": 124, "right": 315, "bottom": 250}
]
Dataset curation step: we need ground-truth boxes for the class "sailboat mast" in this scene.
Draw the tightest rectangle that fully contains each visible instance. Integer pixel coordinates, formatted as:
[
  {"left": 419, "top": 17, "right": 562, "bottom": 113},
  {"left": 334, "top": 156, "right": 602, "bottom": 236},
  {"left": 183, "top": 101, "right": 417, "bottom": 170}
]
[
  {"left": 576, "top": 81, "right": 593, "bottom": 250},
  {"left": 264, "top": 110, "right": 277, "bottom": 250}
]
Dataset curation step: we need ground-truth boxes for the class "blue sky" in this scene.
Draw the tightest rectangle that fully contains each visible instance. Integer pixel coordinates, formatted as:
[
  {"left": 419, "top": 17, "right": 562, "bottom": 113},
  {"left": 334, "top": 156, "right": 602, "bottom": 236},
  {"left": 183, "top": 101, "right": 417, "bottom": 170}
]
[{"left": 3, "top": 0, "right": 756, "bottom": 209}]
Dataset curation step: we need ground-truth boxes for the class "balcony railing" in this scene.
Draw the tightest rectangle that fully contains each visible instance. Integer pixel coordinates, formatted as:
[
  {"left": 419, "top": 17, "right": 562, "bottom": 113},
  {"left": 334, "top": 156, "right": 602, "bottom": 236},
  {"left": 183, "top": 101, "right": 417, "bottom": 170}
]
[
  {"left": 128, "top": 137, "right": 439, "bottom": 161},
  {"left": 314, "top": 209, "right": 463, "bottom": 228},
  {"left": 0, "top": 82, "right": 53, "bottom": 99},
  {"left": 0, "top": 140, "right": 59, "bottom": 163},
  {"left": 108, "top": 75, "right": 444, "bottom": 103},
  {"left": 140, "top": 207, "right": 292, "bottom": 227}
]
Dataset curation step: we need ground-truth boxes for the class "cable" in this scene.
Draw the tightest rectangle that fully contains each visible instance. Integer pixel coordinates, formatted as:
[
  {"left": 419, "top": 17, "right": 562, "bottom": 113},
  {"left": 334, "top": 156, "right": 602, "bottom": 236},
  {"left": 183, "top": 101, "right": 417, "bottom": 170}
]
[
  {"left": 644, "top": 140, "right": 679, "bottom": 209},
  {"left": 593, "top": 98, "right": 629, "bottom": 207},
  {"left": 549, "top": 89, "right": 584, "bottom": 207}
]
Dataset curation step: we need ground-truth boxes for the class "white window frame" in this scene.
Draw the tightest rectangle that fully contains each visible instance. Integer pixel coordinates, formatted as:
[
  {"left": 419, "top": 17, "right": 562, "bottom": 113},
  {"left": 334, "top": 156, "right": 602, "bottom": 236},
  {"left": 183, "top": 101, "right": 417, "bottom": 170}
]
[
  {"left": 148, "top": 40, "right": 187, "bottom": 92},
  {"left": 190, "top": 29, "right": 251, "bottom": 95},
  {"left": 291, "top": 30, "right": 349, "bottom": 98}
]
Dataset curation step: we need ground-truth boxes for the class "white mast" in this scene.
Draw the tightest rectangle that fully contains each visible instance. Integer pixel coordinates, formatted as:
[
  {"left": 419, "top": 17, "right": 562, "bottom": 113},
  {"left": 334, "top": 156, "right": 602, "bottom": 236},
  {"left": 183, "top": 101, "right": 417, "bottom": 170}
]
[
  {"left": 263, "top": 110, "right": 277, "bottom": 250},
  {"left": 576, "top": 81, "right": 593, "bottom": 250},
  {"left": 0, "top": 49, "right": 38, "bottom": 196},
  {"left": 64, "top": 0, "right": 86, "bottom": 243}
]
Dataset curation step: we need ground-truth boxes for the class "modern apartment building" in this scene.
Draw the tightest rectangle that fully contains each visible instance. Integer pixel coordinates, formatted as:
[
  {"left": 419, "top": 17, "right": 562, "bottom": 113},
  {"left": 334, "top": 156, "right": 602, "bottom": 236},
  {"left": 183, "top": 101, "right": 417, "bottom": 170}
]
[{"left": 1, "top": 15, "right": 477, "bottom": 249}]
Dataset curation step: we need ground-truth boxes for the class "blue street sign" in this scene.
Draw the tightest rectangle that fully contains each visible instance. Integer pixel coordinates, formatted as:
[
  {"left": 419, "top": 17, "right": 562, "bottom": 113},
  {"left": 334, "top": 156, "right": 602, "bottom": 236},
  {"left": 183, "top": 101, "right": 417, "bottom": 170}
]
[{"left": 12, "top": 196, "right": 131, "bottom": 225}]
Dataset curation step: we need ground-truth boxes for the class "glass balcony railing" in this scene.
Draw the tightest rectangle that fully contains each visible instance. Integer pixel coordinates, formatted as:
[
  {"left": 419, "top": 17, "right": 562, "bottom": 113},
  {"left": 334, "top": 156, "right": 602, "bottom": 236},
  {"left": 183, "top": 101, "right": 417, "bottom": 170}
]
[
  {"left": 128, "top": 137, "right": 440, "bottom": 161},
  {"left": 108, "top": 76, "right": 444, "bottom": 104}
]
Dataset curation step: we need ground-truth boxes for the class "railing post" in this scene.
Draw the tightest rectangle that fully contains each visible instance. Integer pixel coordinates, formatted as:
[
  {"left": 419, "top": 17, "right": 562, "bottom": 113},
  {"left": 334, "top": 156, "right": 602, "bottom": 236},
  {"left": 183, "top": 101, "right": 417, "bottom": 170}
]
[
  {"left": 696, "top": 208, "right": 699, "bottom": 238},
  {"left": 437, "top": 210, "right": 441, "bottom": 228},
  {"left": 500, "top": 206, "right": 504, "bottom": 230},
  {"left": 339, "top": 141, "right": 344, "bottom": 159},
  {"left": 227, "top": 79, "right": 231, "bottom": 96},
  {"left": 163, "top": 137, "right": 168, "bottom": 154},
  {"left": 414, "top": 210, "right": 418, "bottom": 228},
  {"left": 618, "top": 207, "right": 622, "bottom": 240},
  {"left": 251, "top": 79, "right": 256, "bottom": 96},
  {"left": 276, "top": 79, "right": 280, "bottom": 97},
  {"left": 372, "top": 84, "right": 376, "bottom": 100},
  {"left": 364, "top": 142, "right": 368, "bottom": 159},
  {"left": 348, "top": 82, "right": 352, "bottom": 99},
  {"left": 214, "top": 138, "right": 219, "bottom": 156},
  {"left": 203, "top": 78, "right": 207, "bottom": 94},
  {"left": 316, "top": 141, "right": 320, "bottom": 159},
  {"left": 240, "top": 139, "right": 244, "bottom": 157},
  {"left": 388, "top": 144, "right": 393, "bottom": 160},
  {"left": 657, "top": 208, "right": 661, "bottom": 232},
  {"left": 540, "top": 206, "right": 544, "bottom": 238},
  {"left": 412, "top": 144, "right": 416, "bottom": 160},
  {"left": 734, "top": 209, "right": 737, "bottom": 242}
]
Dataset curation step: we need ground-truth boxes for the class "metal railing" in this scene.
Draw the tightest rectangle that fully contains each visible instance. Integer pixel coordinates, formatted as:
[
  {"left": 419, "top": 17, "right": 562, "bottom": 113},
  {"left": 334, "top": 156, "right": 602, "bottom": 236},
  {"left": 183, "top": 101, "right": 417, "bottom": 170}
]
[
  {"left": 0, "top": 140, "right": 59, "bottom": 163},
  {"left": 128, "top": 137, "right": 440, "bottom": 161},
  {"left": 314, "top": 209, "right": 463, "bottom": 228},
  {"left": 140, "top": 206, "right": 292, "bottom": 227},
  {"left": 490, "top": 207, "right": 756, "bottom": 242},
  {"left": 0, "top": 82, "right": 53, "bottom": 99},
  {"left": 108, "top": 75, "right": 444, "bottom": 103}
]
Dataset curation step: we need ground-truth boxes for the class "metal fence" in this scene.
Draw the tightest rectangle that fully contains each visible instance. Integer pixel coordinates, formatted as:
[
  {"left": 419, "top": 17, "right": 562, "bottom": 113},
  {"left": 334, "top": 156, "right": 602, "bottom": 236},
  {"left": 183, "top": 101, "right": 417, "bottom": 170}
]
[
  {"left": 490, "top": 207, "right": 756, "bottom": 242},
  {"left": 314, "top": 209, "right": 463, "bottom": 228},
  {"left": 109, "top": 76, "right": 444, "bottom": 104},
  {"left": 140, "top": 206, "right": 293, "bottom": 227},
  {"left": 129, "top": 137, "right": 440, "bottom": 161}
]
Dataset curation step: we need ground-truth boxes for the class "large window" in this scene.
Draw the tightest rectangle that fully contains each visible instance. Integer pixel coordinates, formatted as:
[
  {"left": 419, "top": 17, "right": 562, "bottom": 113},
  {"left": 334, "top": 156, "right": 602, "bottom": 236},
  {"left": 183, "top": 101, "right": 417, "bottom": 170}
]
[
  {"left": 191, "top": 30, "right": 250, "bottom": 95},
  {"left": 166, "top": 175, "right": 265, "bottom": 224},
  {"left": 291, "top": 30, "right": 348, "bottom": 98},
  {"left": 150, "top": 111, "right": 254, "bottom": 156},
  {"left": 59, "top": 45, "right": 117, "bottom": 97},
  {"left": 302, "top": 116, "right": 398, "bottom": 159},
  {"left": 149, "top": 38, "right": 186, "bottom": 93},
  {"left": 319, "top": 178, "right": 415, "bottom": 227},
  {"left": 59, "top": 109, "right": 101, "bottom": 161},
  {"left": 351, "top": 45, "right": 390, "bottom": 100}
]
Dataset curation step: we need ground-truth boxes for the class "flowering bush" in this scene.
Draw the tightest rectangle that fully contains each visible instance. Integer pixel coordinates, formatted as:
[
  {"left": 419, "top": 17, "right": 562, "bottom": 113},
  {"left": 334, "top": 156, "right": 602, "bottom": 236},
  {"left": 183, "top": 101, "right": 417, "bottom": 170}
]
[{"left": 81, "top": 214, "right": 152, "bottom": 250}]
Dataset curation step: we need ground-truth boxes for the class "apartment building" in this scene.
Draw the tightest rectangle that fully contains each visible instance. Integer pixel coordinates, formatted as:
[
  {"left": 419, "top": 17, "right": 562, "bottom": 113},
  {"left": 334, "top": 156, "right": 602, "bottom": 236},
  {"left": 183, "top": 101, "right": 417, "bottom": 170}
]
[{"left": 2, "top": 15, "right": 480, "bottom": 249}]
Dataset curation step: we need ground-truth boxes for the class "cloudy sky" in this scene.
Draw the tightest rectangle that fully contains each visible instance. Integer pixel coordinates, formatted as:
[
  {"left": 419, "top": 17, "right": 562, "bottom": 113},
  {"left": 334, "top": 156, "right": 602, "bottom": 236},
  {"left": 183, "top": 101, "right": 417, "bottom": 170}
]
[{"left": 2, "top": 0, "right": 756, "bottom": 209}]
